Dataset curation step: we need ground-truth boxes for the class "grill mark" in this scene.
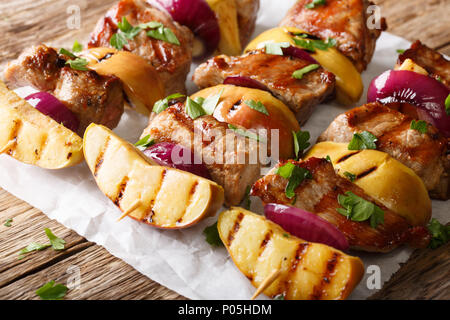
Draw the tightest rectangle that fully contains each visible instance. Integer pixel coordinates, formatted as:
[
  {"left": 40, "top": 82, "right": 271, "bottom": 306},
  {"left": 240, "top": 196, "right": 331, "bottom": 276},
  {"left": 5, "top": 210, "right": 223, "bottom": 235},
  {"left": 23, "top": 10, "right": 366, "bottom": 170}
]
[
  {"left": 144, "top": 169, "right": 167, "bottom": 223},
  {"left": 114, "top": 176, "right": 129, "bottom": 208},
  {"left": 34, "top": 134, "right": 48, "bottom": 162},
  {"left": 227, "top": 212, "right": 244, "bottom": 246},
  {"left": 336, "top": 151, "right": 361, "bottom": 163},
  {"left": 310, "top": 252, "right": 341, "bottom": 300},
  {"left": 94, "top": 136, "right": 110, "bottom": 176},
  {"left": 177, "top": 181, "right": 199, "bottom": 224},
  {"left": 290, "top": 243, "right": 310, "bottom": 273},
  {"left": 258, "top": 230, "right": 273, "bottom": 256},
  {"left": 6, "top": 119, "right": 22, "bottom": 155},
  {"left": 356, "top": 166, "right": 377, "bottom": 180}
]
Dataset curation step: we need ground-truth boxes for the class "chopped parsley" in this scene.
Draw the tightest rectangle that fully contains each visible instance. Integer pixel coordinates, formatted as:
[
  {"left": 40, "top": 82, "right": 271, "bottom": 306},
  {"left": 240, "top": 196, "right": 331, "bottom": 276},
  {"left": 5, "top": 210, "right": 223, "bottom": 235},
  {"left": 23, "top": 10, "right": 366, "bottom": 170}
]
[
  {"left": 292, "top": 130, "right": 311, "bottom": 160},
  {"left": 200, "top": 89, "right": 224, "bottom": 115},
  {"left": 292, "top": 37, "right": 336, "bottom": 52},
  {"left": 203, "top": 221, "right": 223, "bottom": 247},
  {"left": 445, "top": 94, "right": 450, "bottom": 116},
  {"left": 228, "top": 124, "right": 266, "bottom": 143},
  {"left": 147, "top": 25, "right": 180, "bottom": 45},
  {"left": 337, "top": 191, "right": 384, "bottom": 228},
  {"left": 292, "top": 64, "right": 320, "bottom": 79},
  {"left": 396, "top": 49, "right": 405, "bottom": 54},
  {"left": 305, "top": 0, "right": 327, "bottom": 9},
  {"left": 65, "top": 57, "right": 89, "bottom": 71},
  {"left": 59, "top": 48, "right": 77, "bottom": 59},
  {"left": 410, "top": 120, "right": 428, "bottom": 134},
  {"left": 19, "top": 242, "right": 51, "bottom": 257},
  {"left": 72, "top": 40, "right": 83, "bottom": 53},
  {"left": 265, "top": 42, "right": 290, "bottom": 55},
  {"left": 348, "top": 131, "right": 378, "bottom": 150},
  {"left": 245, "top": 100, "right": 269, "bottom": 115},
  {"left": 185, "top": 97, "right": 206, "bottom": 119},
  {"left": 343, "top": 171, "right": 356, "bottom": 182},
  {"left": 276, "top": 162, "right": 312, "bottom": 199},
  {"left": 273, "top": 293, "right": 285, "bottom": 300},
  {"left": 152, "top": 93, "right": 186, "bottom": 114},
  {"left": 325, "top": 155, "right": 332, "bottom": 162},
  {"left": 4, "top": 218, "right": 13, "bottom": 227},
  {"left": 45, "top": 228, "right": 66, "bottom": 250},
  {"left": 36, "top": 281, "right": 68, "bottom": 300},
  {"left": 427, "top": 218, "right": 450, "bottom": 249},
  {"left": 135, "top": 135, "right": 155, "bottom": 151},
  {"left": 243, "top": 186, "right": 251, "bottom": 210}
]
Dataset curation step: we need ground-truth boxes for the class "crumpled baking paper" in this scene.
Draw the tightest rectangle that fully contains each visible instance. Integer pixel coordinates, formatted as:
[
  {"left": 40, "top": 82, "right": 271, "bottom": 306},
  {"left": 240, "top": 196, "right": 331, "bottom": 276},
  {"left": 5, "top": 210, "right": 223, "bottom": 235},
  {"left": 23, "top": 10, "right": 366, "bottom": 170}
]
[{"left": 0, "top": 0, "right": 448, "bottom": 300}]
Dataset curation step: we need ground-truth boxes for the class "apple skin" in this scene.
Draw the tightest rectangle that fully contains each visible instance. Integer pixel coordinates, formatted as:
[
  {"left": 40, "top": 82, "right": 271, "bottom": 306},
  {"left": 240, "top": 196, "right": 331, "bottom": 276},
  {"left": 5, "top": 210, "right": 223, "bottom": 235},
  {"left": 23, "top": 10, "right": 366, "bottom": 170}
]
[{"left": 191, "top": 84, "right": 300, "bottom": 159}]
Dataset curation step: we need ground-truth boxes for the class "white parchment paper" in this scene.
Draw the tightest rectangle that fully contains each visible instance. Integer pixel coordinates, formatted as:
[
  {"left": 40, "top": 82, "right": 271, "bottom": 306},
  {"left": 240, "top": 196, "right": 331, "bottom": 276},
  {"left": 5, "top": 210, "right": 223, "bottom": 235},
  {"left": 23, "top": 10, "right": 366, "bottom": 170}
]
[{"left": 1, "top": 0, "right": 448, "bottom": 300}]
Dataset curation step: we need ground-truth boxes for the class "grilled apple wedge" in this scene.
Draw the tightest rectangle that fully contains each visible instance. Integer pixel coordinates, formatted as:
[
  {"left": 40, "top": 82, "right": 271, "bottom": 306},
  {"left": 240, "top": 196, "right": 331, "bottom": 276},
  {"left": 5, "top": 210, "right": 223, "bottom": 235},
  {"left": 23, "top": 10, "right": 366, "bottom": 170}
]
[
  {"left": 83, "top": 124, "right": 224, "bottom": 229},
  {"left": 306, "top": 142, "right": 431, "bottom": 226},
  {"left": 218, "top": 207, "right": 364, "bottom": 300},
  {"left": 0, "top": 80, "right": 83, "bottom": 169}
]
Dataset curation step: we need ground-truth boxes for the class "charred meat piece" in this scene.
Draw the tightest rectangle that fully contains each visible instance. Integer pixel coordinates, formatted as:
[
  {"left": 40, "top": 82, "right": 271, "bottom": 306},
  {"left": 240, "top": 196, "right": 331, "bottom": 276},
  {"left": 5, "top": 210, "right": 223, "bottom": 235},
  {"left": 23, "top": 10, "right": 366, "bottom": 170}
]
[
  {"left": 235, "top": 0, "right": 260, "bottom": 47},
  {"left": 318, "top": 102, "right": 449, "bottom": 199},
  {"left": 89, "top": 0, "right": 193, "bottom": 95},
  {"left": 142, "top": 103, "right": 266, "bottom": 206},
  {"left": 280, "top": 0, "right": 386, "bottom": 72},
  {"left": 4, "top": 45, "right": 124, "bottom": 135},
  {"left": 397, "top": 40, "right": 450, "bottom": 87},
  {"left": 193, "top": 50, "right": 335, "bottom": 125},
  {"left": 251, "top": 158, "right": 430, "bottom": 253}
]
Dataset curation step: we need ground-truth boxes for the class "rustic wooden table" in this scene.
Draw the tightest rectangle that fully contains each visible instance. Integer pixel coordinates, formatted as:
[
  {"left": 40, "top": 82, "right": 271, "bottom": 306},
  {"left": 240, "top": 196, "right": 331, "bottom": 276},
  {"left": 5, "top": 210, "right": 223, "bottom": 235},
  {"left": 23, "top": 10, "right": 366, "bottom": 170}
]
[{"left": 0, "top": 0, "right": 449, "bottom": 300}]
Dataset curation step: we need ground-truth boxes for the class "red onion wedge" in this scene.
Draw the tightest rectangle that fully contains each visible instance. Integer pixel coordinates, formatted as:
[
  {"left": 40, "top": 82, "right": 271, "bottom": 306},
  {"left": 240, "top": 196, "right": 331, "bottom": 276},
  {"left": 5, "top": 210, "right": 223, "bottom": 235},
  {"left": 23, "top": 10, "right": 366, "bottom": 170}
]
[
  {"left": 148, "top": 0, "right": 220, "bottom": 59},
  {"left": 282, "top": 46, "right": 318, "bottom": 64},
  {"left": 264, "top": 203, "right": 349, "bottom": 251},
  {"left": 143, "top": 142, "right": 211, "bottom": 179},
  {"left": 368, "top": 70, "right": 450, "bottom": 137},
  {"left": 25, "top": 92, "right": 79, "bottom": 133},
  {"left": 223, "top": 76, "right": 270, "bottom": 92}
]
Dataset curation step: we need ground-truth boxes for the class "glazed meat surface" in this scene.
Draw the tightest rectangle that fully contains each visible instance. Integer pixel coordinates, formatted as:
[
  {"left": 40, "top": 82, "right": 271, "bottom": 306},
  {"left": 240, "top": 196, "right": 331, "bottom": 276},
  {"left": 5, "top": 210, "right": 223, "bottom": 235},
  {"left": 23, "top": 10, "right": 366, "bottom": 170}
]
[
  {"left": 142, "top": 103, "right": 266, "bottom": 206},
  {"left": 193, "top": 51, "right": 335, "bottom": 125},
  {"left": 251, "top": 158, "right": 430, "bottom": 253},
  {"left": 318, "top": 102, "right": 449, "bottom": 199},
  {"left": 280, "top": 0, "right": 386, "bottom": 72},
  {"left": 235, "top": 0, "right": 260, "bottom": 47},
  {"left": 89, "top": 0, "right": 193, "bottom": 95},
  {"left": 4, "top": 45, "right": 124, "bottom": 135},
  {"left": 398, "top": 40, "right": 450, "bottom": 87}
]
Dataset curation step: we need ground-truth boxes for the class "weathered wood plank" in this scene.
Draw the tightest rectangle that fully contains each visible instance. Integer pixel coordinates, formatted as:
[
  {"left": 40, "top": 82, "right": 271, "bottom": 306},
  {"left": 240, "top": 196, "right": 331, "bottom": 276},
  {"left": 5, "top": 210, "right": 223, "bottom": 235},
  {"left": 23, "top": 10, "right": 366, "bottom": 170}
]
[{"left": 0, "top": 245, "right": 186, "bottom": 300}]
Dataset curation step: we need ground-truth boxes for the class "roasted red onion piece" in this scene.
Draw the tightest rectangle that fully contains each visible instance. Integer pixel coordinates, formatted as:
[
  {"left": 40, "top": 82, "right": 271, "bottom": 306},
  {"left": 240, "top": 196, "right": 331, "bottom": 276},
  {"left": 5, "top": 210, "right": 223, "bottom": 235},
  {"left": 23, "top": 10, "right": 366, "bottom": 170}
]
[
  {"left": 223, "top": 76, "right": 270, "bottom": 92},
  {"left": 282, "top": 46, "right": 318, "bottom": 64}
]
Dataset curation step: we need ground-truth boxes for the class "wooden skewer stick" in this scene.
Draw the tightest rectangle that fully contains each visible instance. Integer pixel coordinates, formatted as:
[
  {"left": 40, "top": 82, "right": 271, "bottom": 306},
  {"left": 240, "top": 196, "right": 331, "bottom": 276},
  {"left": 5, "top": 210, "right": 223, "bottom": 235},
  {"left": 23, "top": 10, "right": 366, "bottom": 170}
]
[
  {"left": 0, "top": 140, "right": 15, "bottom": 154},
  {"left": 251, "top": 268, "right": 281, "bottom": 300},
  {"left": 117, "top": 200, "right": 141, "bottom": 222}
]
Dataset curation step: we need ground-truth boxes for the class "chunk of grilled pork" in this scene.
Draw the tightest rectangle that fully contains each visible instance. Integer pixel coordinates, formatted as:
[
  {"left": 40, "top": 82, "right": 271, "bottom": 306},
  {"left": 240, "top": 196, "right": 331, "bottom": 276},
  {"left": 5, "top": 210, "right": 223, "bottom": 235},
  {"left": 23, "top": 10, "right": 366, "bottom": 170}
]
[{"left": 251, "top": 158, "right": 431, "bottom": 253}]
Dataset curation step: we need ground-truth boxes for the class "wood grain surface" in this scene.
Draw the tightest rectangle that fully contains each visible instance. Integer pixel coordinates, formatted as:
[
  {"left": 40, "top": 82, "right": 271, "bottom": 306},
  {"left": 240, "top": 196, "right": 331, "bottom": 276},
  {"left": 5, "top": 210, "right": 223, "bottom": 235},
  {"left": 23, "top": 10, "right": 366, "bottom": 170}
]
[{"left": 0, "top": 0, "right": 449, "bottom": 300}]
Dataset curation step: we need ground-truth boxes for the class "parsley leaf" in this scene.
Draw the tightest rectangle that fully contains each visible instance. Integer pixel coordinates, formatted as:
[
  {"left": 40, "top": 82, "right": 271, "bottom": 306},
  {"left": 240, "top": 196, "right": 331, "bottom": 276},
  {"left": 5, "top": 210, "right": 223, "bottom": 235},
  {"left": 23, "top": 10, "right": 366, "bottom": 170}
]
[
  {"left": 201, "top": 89, "right": 224, "bottom": 115},
  {"left": 185, "top": 97, "right": 206, "bottom": 119},
  {"left": 228, "top": 124, "right": 266, "bottom": 143},
  {"left": 305, "top": 0, "right": 327, "bottom": 9},
  {"left": 4, "top": 218, "right": 13, "bottom": 227},
  {"left": 292, "top": 130, "right": 311, "bottom": 160},
  {"left": 427, "top": 218, "right": 450, "bottom": 249},
  {"left": 245, "top": 100, "right": 269, "bottom": 115},
  {"left": 396, "top": 49, "right": 405, "bottom": 54},
  {"left": 45, "top": 228, "right": 66, "bottom": 250},
  {"left": 348, "top": 131, "right": 378, "bottom": 150},
  {"left": 59, "top": 48, "right": 77, "bottom": 59},
  {"left": 152, "top": 93, "right": 186, "bottom": 114},
  {"left": 410, "top": 120, "right": 428, "bottom": 134},
  {"left": 445, "top": 94, "right": 450, "bottom": 116},
  {"left": 325, "top": 155, "right": 332, "bottom": 162},
  {"left": 110, "top": 32, "right": 129, "bottom": 50},
  {"left": 19, "top": 242, "right": 51, "bottom": 257},
  {"left": 273, "top": 294, "right": 285, "bottom": 300},
  {"left": 147, "top": 26, "right": 180, "bottom": 45},
  {"left": 276, "top": 162, "right": 312, "bottom": 199},
  {"left": 134, "top": 135, "right": 155, "bottom": 151},
  {"left": 65, "top": 58, "right": 89, "bottom": 71},
  {"left": 36, "top": 281, "right": 68, "bottom": 300},
  {"left": 337, "top": 191, "right": 384, "bottom": 228},
  {"left": 343, "top": 171, "right": 356, "bottom": 182},
  {"left": 292, "top": 37, "right": 336, "bottom": 52},
  {"left": 72, "top": 41, "right": 83, "bottom": 53},
  {"left": 243, "top": 186, "right": 251, "bottom": 210},
  {"left": 265, "top": 42, "right": 290, "bottom": 55},
  {"left": 138, "top": 21, "right": 163, "bottom": 29},
  {"left": 292, "top": 64, "right": 320, "bottom": 79},
  {"left": 203, "top": 222, "right": 223, "bottom": 247}
]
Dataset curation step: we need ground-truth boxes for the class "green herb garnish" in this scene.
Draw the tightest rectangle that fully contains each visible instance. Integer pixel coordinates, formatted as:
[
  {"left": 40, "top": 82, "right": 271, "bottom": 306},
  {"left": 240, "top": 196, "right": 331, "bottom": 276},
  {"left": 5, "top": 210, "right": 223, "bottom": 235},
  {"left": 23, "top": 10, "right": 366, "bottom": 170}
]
[
  {"left": 19, "top": 242, "right": 51, "bottom": 257},
  {"left": 4, "top": 218, "right": 13, "bottom": 227},
  {"left": 65, "top": 58, "right": 89, "bottom": 71},
  {"left": 427, "top": 218, "right": 450, "bottom": 249},
  {"left": 292, "top": 64, "right": 320, "bottom": 79},
  {"left": 185, "top": 97, "right": 206, "bottom": 119},
  {"left": 325, "top": 155, "right": 332, "bottom": 162},
  {"left": 243, "top": 186, "right": 251, "bottom": 210},
  {"left": 276, "top": 162, "right": 312, "bottom": 199},
  {"left": 273, "top": 294, "right": 285, "bottom": 300},
  {"left": 36, "top": 281, "right": 68, "bottom": 300},
  {"left": 343, "top": 171, "right": 356, "bottom": 182},
  {"left": 134, "top": 135, "right": 155, "bottom": 151},
  {"left": 245, "top": 100, "right": 269, "bottom": 115},
  {"left": 348, "top": 131, "right": 378, "bottom": 150},
  {"left": 410, "top": 120, "right": 428, "bottom": 134},
  {"left": 59, "top": 48, "right": 77, "bottom": 59},
  {"left": 292, "top": 130, "right": 311, "bottom": 160},
  {"left": 445, "top": 94, "right": 450, "bottom": 116},
  {"left": 152, "top": 93, "right": 185, "bottom": 114},
  {"left": 264, "top": 42, "right": 290, "bottom": 55},
  {"left": 201, "top": 89, "right": 224, "bottom": 115},
  {"left": 305, "top": 0, "right": 326, "bottom": 9},
  {"left": 396, "top": 49, "right": 405, "bottom": 54},
  {"left": 147, "top": 26, "right": 180, "bottom": 45},
  {"left": 45, "top": 228, "right": 66, "bottom": 250},
  {"left": 228, "top": 124, "right": 265, "bottom": 143},
  {"left": 72, "top": 41, "right": 83, "bottom": 53},
  {"left": 292, "top": 37, "right": 336, "bottom": 52},
  {"left": 337, "top": 191, "right": 384, "bottom": 228},
  {"left": 203, "top": 222, "right": 223, "bottom": 247}
]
